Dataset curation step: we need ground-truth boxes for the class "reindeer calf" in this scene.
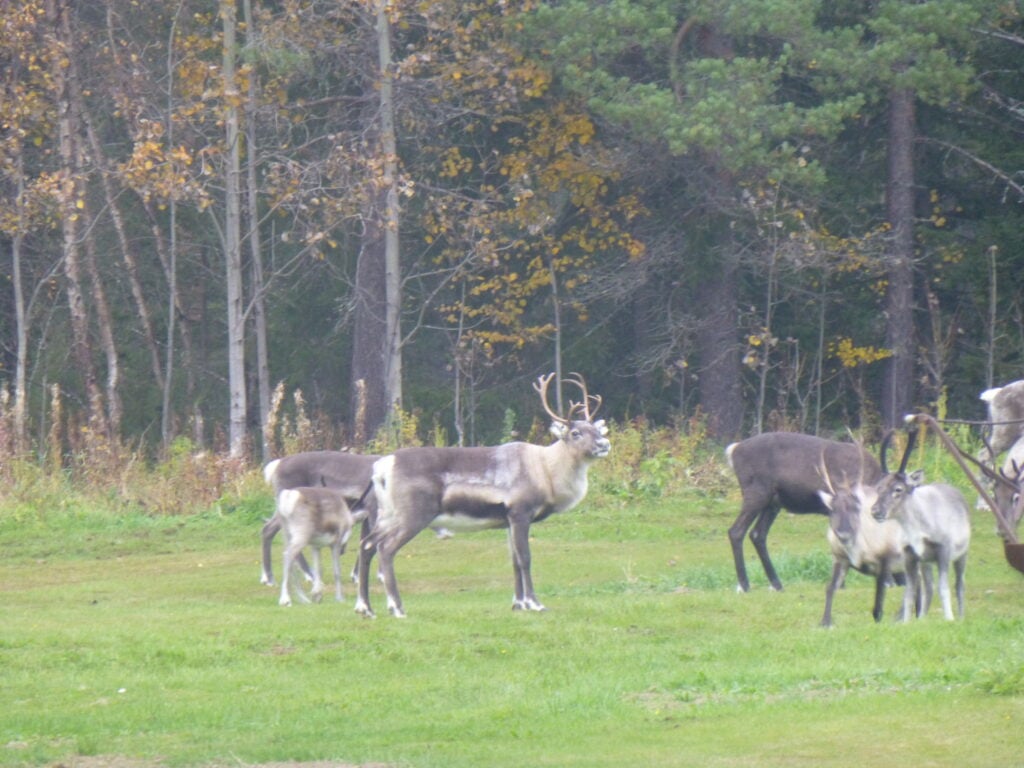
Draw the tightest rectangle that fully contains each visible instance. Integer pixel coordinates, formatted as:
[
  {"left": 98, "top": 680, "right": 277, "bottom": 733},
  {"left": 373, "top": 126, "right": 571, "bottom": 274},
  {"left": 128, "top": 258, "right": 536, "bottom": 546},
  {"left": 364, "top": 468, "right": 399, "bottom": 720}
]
[{"left": 277, "top": 486, "right": 367, "bottom": 607}]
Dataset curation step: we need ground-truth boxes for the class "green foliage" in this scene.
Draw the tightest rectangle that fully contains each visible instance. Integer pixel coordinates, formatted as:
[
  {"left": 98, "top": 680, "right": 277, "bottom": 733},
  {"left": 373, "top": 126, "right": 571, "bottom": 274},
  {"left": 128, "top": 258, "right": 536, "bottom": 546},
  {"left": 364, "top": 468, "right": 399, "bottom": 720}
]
[{"left": 595, "top": 417, "right": 733, "bottom": 500}]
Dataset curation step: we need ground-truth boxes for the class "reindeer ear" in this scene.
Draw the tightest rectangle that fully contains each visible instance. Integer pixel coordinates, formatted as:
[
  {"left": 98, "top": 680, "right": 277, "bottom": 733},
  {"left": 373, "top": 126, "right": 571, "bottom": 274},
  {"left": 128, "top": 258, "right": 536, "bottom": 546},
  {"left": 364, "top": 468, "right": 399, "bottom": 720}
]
[
  {"left": 549, "top": 421, "right": 569, "bottom": 439},
  {"left": 907, "top": 469, "right": 925, "bottom": 487},
  {"left": 817, "top": 489, "right": 834, "bottom": 510}
]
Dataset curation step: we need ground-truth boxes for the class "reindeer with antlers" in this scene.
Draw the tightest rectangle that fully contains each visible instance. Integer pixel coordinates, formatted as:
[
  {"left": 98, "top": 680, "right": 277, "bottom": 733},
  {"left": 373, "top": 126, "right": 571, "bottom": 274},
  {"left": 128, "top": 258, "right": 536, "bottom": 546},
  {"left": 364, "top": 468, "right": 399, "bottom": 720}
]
[{"left": 353, "top": 373, "right": 611, "bottom": 618}]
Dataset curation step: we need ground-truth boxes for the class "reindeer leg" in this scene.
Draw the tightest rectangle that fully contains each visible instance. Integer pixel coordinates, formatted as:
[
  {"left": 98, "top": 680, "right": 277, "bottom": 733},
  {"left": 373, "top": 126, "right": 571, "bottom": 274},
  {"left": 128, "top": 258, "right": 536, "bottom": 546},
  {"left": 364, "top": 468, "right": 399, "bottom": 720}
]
[
  {"left": 509, "top": 512, "right": 544, "bottom": 611},
  {"left": 872, "top": 559, "right": 890, "bottom": 623},
  {"left": 261, "top": 514, "right": 281, "bottom": 586},
  {"left": 310, "top": 547, "right": 325, "bottom": 603},
  {"left": 351, "top": 517, "right": 371, "bottom": 584},
  {"left": 728, "top": 503, "right": 763, "bottom": 593},
  {"left": 263, "top": 513, "right": 315, "bottom": 585},
  {"left": 749, "top": 505, "right": 784, "bottom": 591},
  {"left": 934, "top": 545, "right": 954, "bottom": 620},
  {"left": 280, "top": 534, "right": 299, "bottom": 607},
  {"left": 821, "top": 560, "right": 846, "bottom": 627},
  {"left": 901, "top": 548, "right": 920, "bottom": 622},
  {"left": 333, "top": 533, "right": 347, "bottom": 603},
  {"left": 355, "top": 537, "right": 377, "bottom": 618},
  {"left": 374, "top": 521, "right": 427, "bottom": 618},
  {"left": 376, "top": 540, "right": 406, "bottom": 618},
  {"left": 954, "top": 555, "right": 967, "bottom": 619},
  {"left": 920, "top": 562, "right": 934, "bottom": 615}
]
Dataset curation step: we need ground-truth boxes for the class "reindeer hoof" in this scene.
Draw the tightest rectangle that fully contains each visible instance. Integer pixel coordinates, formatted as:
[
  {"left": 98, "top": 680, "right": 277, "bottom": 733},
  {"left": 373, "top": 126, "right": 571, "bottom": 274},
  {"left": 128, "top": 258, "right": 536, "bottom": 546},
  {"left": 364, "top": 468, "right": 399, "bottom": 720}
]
[
  {"left": 260, "top": 575, "right": 275, "bottom": 587},
  {"left": 513, "top": 598, "right": 547, "bottom": 612}
]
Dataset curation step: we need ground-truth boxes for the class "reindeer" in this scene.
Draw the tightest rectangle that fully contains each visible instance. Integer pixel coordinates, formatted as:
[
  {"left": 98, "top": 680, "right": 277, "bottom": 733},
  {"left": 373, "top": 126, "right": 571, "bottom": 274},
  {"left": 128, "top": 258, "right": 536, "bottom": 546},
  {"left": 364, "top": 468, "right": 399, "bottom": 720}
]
[
  {"left": 260, "top": 451, "right": 379, "bottom": 587},
  {"left": 276, "top": 486, "right": 368, "bottom": 607},
  {"left": 725, "top": 432, "right": 882, "bottom": 592},
  {"left": 993, "top": 437, "right": 1024, "bottom": 535},
  {"left": 354, "top": 373, "right": 610, "bottom": 618},
  {"left": 816, "top": 459, "right": 910, "bottom": 627},
  {"left": 976, "top": 380, "right": 1024, "bottom": 510},
  {"left": 872, "top": 429, "right": 970, "bottom": 621},
  {"left": 979, "top": 380, "right": 1024, "bottom": 469}
]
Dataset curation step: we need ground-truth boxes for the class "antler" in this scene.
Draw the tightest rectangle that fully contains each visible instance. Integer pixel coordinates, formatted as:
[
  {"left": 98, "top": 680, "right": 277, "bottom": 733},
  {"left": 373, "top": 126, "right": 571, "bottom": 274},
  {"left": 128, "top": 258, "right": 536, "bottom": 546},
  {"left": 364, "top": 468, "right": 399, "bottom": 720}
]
[
  {"left": 564, "top": 372, "right": 602, "bottom": 422},
  {"left": 533, "top": 372, "right": 569, "bottom": 426},
  {"left": 817, "top": 451, "right": 837, "bottom": 496},
  {"left": 897, "top": 427, "right": 918, "bottom": 474},
  {"left": 879, "top": 430, "right": 893, "bottom": 474}
]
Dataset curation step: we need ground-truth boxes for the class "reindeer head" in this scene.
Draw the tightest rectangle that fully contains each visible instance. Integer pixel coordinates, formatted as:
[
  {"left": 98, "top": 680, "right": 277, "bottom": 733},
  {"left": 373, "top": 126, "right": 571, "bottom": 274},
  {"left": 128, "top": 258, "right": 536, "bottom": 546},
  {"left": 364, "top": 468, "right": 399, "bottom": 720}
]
[
  {"left": 871, "top": 428, "right": 922, "bottom": 523},
  {"left": 996, "top": 458, "right": 1024, "bottom": 531},
  {"left": 534, "top": 372, "right": 610, "bottom": 460},
  {"left": 817, "top": 453, "right": 877, "bottom": 546}
]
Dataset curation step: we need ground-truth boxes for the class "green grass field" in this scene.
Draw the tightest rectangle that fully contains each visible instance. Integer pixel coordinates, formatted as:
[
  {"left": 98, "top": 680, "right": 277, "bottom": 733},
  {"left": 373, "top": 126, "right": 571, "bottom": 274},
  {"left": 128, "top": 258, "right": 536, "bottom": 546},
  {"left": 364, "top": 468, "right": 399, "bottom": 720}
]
[{"left": 1, "top": 474, "right": 1022, "bottom": 768}]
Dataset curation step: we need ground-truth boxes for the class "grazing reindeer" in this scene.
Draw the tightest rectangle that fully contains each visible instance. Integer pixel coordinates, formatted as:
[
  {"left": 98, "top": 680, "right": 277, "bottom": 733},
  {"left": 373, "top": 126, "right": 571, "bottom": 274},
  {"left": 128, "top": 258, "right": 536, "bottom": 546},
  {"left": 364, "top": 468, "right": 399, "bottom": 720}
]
[
  {"left": 872, "top": 430, "right": 970, "bottom": 621},
  {"left": 354, "top": 373, "right": 610, "bottom": 618},
  {"left": 976, "top": 380, "right": 1024, "bottom": 510},
  {"left": 725, "top": 432, "right": 882, "bottom": 592},
  {"left": 993, "top": 437, "right": 1024, "bottom": 535},
  {"left": 817, "top": 475, "right": 908, "bottom": 627},
  {"left": 260, "top": 451, "right": 378, "bottom": 586},
  {"left": 979, "top": 380, "right": 1024, "bottom": 469},
  {"left": 277, "top": 486, "right": 368, "bottom": 607}
]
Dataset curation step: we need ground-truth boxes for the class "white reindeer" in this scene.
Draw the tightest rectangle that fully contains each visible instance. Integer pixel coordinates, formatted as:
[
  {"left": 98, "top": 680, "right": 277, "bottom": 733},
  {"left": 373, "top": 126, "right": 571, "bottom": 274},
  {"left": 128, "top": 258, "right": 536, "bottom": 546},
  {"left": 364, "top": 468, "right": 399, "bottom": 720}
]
[
  {"left": 977, "top": 380, "right": 1024, "bottom": 511},
  {"left": 872, "top": 431, "right": 970, "bottom": 621},
  {"left": 277, "top": 486, "right": 367, "bottom": 607},
  {"left": 355, "top": 373, "right": 610, "bottom": 618}
]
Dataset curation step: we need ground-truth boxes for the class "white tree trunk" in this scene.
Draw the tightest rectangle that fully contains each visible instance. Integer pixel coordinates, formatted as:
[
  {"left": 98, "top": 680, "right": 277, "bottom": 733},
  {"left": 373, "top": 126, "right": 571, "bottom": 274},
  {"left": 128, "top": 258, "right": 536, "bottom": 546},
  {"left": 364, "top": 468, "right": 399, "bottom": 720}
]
[
  {"left": 376, "top": 0, "right": 402, "bottom": 414},
  {"left": 222, "top": 0, "right": 247, "bottom": 457}
]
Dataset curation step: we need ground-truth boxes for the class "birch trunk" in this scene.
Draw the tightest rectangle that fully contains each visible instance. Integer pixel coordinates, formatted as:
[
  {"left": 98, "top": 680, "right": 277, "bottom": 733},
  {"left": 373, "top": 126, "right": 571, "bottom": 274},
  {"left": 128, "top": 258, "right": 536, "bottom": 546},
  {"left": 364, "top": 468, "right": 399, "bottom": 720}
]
[
  {"left": 11, "top": 153, "right": 28, "bottom": 453},
  {"left": 222, "top": 0, "right": 247, "bottom": 457},
  {"left": 47, "top": 0, "right": 107, "bottom": 439},
  {"left": 377, "top": 0, "right": 402, "bottom": 416},
  {"left": 243, "top": 0, "right": 271, "bottom": 461}
]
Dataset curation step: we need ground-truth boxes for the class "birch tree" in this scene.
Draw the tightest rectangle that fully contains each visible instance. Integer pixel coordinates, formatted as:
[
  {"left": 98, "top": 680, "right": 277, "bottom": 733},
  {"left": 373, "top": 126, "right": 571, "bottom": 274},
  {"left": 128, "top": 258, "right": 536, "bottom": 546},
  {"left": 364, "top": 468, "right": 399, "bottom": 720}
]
[{"left": 221, "top": 0, "right": 247, "bottom": 457}]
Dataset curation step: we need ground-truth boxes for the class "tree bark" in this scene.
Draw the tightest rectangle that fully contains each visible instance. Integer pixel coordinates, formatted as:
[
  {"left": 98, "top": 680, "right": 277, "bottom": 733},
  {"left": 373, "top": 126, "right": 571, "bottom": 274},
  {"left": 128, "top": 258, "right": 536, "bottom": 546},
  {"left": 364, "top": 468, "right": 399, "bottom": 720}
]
[
  {"left": 696, "top": 249, "right": 743, "bottom": 441},
  {"left": 222, "top": 0, "right": 247, "bottom": 458},
  {"left": 882, "top": 86, "right": 916, "bottom": 428},
  {"left": 243, "top": 0, "right": 271, "bottom": 462},
  {"left": 82, "top": 204, "right": 123, "bottom": 435},
  {"left": 48, "top": 0, "right": 106, "bottom": 439},
  {"left": 350, "top": 1, "right": 403, "bottom": 445},
  {"left": 377, "top": 0, "right": 403, "bottom": 417},
  {"left": 11, "top": 152, "right": 28, "bottom": 454}
]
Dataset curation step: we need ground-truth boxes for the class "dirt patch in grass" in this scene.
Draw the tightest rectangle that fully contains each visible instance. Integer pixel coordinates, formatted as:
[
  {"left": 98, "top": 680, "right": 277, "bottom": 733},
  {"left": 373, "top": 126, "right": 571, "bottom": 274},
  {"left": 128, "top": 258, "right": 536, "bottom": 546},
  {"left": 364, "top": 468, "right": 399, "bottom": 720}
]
[{"left": 53, "top": 758, "right": 392, "bottom": 768}]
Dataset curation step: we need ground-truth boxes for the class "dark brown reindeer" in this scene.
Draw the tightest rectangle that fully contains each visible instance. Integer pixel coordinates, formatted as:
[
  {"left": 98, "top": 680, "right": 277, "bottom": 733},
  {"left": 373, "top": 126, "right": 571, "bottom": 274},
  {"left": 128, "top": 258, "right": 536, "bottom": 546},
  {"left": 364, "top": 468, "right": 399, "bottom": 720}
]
[
  {"left": 354, "top": 373, "right": 610, "bottom": 618},
  {"left": 725, "top": 432, "right": 882, "bottom": 592}
]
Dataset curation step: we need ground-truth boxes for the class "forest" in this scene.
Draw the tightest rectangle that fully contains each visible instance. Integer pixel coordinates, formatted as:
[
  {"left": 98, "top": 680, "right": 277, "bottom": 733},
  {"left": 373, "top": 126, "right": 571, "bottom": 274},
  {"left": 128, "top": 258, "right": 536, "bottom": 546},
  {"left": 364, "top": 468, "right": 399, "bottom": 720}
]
[{"left": 2, "top": 0, "right": 1023, "bottom": 464}]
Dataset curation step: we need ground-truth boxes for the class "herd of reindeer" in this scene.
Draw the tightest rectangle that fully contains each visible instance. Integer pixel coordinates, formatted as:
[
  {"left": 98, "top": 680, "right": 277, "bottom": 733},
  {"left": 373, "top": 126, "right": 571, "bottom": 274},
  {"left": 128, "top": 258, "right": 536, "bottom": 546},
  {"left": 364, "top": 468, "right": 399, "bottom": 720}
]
[{"left": 256, "top": 373, "right": 1024, "bottom": 625}]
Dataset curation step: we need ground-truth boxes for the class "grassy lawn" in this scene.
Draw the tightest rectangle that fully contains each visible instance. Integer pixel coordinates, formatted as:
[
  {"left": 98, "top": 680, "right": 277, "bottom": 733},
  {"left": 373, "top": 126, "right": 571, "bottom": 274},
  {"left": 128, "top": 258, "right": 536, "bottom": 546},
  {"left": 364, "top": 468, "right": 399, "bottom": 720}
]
[{"left": 1, "top": 478, "right": 1022, "bottom": 768}]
